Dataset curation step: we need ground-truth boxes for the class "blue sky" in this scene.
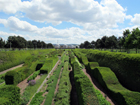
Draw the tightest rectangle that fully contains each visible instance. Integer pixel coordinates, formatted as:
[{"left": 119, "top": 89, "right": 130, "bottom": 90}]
[{"left": 0, "top": 0, "right": 140, "bottom": 44}]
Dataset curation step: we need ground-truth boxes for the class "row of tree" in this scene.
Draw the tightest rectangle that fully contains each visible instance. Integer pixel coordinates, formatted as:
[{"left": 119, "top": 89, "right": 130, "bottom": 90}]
[
  {"left": 0, "top": 36, "right": 54, "bottom": 49},
  {"left": 79, "top": 27, "right": 140, "bottom": 53}
]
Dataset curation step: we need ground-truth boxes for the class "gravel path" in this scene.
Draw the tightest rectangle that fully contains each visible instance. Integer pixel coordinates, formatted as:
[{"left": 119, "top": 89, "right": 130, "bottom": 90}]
[
  {"left": 27, "top": 60, "right": 60, "bottom": 105},
  {"left": 0, "top": 64, "right": 24, "bottom": 75}
]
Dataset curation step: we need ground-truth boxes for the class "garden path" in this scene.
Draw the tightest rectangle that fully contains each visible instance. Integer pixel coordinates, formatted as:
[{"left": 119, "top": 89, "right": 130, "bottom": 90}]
[{"left": 0, "top": 64, "right": 24, "bottom": 75}]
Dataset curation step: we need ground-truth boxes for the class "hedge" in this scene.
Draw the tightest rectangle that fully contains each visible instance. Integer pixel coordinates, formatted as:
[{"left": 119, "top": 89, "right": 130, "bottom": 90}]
[
  {"left": 87, "top": 50, "right": 140, "bottom": 92},
  {"left": 40, "top": 56, "right": 58, "bottom": 74},
  {"left": 87, "top": 62, "right": 99, "bottom": 74},
  {"left": 0, "top": 49, "right": 55, "bottom": 72},
  {"left": 72, "top": 62, "right": 99, "bottom": 105},
  {"left": 0, "top": 85, "right": 20, "bottom": 105},
  {"left": 55, "top": 61, "right": 71, "bottom": 105},
  {"left": 92, "top": 67, "right": 140, "bottom": 105},
  {"left": 5, "top": 54, "right": 47, "bottom": 85}
]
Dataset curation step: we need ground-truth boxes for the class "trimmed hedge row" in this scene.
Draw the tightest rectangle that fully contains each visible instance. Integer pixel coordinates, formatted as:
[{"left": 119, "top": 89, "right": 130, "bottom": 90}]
[
  {"left": 71, "top": 51, "right": 110, "bottom": 105},
  {"left": 92, "top": 67, "right": 140, "bottom": 105},
  {"left": 27, "top": 70, "right": 40, "bottom": 82},
  {"left": 55, "top": 61, "right": 71, "bottom": 105},
  {"left": 0, "top": 85, "right": 20, "bottom": 105},
  {"left": 72, "top": 61, "right": 99, "bottom": 105},
  {"left": 5, "top": 57, "right": 39, "bottom": 85},
  {"left": 86, "top": 50, "right": 140, "bottom": 92},
  {"left": 0, "top": 49, "right": 55, "bottom": 72},
  {"left": 40, "top": 56, "right": 58, "bottom": 74}
]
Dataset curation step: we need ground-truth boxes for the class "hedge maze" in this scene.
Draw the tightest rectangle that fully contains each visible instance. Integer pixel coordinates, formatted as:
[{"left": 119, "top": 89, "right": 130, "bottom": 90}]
[{"left": 0, "top": 49, "right": 140, "bottom": 105}]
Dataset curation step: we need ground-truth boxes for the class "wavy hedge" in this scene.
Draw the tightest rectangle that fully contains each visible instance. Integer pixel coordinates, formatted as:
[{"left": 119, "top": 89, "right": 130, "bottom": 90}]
[
  {"left": 92, "top": 67, "right": 140, "bottom": 105},
  {"left": 87, "top": 50, "right": 140, "bottom": 92}
]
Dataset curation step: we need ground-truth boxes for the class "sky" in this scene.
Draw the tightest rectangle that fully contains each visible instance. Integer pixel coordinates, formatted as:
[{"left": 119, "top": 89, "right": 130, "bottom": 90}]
[{"left": 0, "top": 0, "right": 140, "bottom": 44}]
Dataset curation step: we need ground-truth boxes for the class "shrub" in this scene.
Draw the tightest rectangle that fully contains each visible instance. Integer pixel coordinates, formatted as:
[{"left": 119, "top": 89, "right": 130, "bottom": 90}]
[
  {"left": 29, "top": 80, "right": 36, "bottom": 86},
  {"left": 0, "top": 85, "right": 20, "bottom": 105},
  {"left": 87, "top": 50, "right": 140, "bottom": 92},
  {"left": 29, "top": 92, "right": 44, "bottom": 105},
  {"left": 92, "top": 67, "right": 140, "bottom": 105}
]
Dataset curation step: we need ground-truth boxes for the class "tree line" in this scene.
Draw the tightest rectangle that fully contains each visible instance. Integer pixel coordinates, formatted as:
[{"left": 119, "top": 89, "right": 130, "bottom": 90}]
[
  {"left": 0, "top": 36, "right": 54, "bottom": 49},
  {"left": 79, "top": 27, "right": 140, "bottom": 53}
]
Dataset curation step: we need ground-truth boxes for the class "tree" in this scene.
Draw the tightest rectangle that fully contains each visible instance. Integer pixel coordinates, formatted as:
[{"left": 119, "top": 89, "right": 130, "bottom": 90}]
[
  {"left": 0, "top": 38, "right": 5, "bottom": 48},
  {"left": 125, "top": 28, "right": 140, "bottom": 53},
  {"left": 95, "top": 39, "right": 101, "bottom": 48},
  {"left": 80, "top": 43, "right": 84, "bottom": 48},
  {"left": 47, "top": 43, "right": 54, "bottom": 48},
  {"left": 83, "top": 41, "right": 91, "bottom": 48},
  {"left": 32, "top": 40, "right": 37, "bottom": 49}
]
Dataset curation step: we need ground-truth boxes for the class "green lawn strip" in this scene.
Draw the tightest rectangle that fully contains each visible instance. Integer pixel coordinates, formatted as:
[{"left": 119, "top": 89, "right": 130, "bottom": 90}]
[
  {"left": 93, "top": 67, "right": 140, "bottom": 105},
  {"left": 29, "top": 92, "right": 44, "bottom": 105},
  {"left": 44, "top": 63, "right": 63, "bottom": 105},
  {"left": 21, "top": 74, "right": 47, "bottom": 105},
  {"left": 54, "top": 61, "right": 71, "bottom": 105}
]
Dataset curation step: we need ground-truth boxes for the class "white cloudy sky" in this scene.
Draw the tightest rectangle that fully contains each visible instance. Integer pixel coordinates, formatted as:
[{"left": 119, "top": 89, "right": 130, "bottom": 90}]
[{"left": 0, "top": 0, "right": 140, "bottom": 44}]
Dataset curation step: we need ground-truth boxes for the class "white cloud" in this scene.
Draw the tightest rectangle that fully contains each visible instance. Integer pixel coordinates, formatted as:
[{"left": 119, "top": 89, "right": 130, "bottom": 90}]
[
  {"left": 0, "top": 0, "right": 130, "bottom": 29},
  {"left": 0, "top": 0, "right": 137, "bottom": 44},
  {"left": 131, "top": 14, "right": 140, "bottom": 25}
]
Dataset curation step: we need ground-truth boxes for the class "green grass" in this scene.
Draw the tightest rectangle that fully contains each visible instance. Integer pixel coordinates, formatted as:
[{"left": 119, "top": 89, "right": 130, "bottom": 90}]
[{"left": 54, "top": 62, "right": 71, "bottom": 105}]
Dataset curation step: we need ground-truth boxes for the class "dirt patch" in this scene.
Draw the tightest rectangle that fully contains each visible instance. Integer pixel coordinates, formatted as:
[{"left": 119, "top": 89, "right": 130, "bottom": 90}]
[
  {"left": 0, "top": 64, "right": 24, "bottom": 75},
  {"left": 82, "top": 68, "right": 118, "bottom": 105},
  {"left": 17, "top": 73, "right": 33, "bottom": 95}
]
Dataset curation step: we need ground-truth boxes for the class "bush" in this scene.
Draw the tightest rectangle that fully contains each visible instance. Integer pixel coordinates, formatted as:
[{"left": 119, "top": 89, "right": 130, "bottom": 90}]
[
  {"left": 27, "top": 70, "right": 40, "bottom": 82},
  {"left": 0, "top": 85, "right": 20, "bottom": 105},
  {"left": 92, "top": 67, "right": 140, "bottom": 105},
  {"left": 29, "top": 92, "right": 44, "bottom": 105},
  {"left": 29, "top": 80, "right": 36, "bottom": 86},
  {"left": 72, "top": 62, "right": 99, "bottom": 105},
  {"left": 87, "top": 62, "right": 99, "bottom": 74},
  {"left": 87, "top": 50, "right": 140, "bottom": 92}
]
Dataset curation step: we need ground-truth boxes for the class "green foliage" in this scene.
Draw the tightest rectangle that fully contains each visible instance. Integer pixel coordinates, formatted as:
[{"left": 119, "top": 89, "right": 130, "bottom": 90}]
[
  {"left": 0, "top": 49, "right": 55, "bottom": 72},
  {"left": 27, "top": 70, "right": 40, "bottom": 82},
  {"left": 87, "top": 62, "right": 99, "bottom": 74},
  {"left": 55, "top": 62, "right": 71, "bottom": 105},
  {"left": 87, "top": 50, "right": 140, "bottom": 92},
  {"left": 93, "top": 67, "right": 140, "bottom": 105},
  {"left": 29, "top": 92, "right": 44, "bottom": 105},
  {"left": 72, "top": 62, "right": 99, "bottom": 105},
  {"left": 95, "top": 89, "right": 111, "bottom": 105},
  {"left": 44, "top": 63, "right": 62, "bottom": 105},
  {"left": 21, "top": 74, "right": 47, "bottom": 105},
  {"left": 0, "top": 73, "right": 5, "bottom": 84},
  {"left": 0, "top": 85, "right": 20, "bottom": 105}
]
